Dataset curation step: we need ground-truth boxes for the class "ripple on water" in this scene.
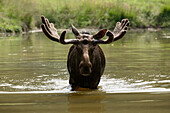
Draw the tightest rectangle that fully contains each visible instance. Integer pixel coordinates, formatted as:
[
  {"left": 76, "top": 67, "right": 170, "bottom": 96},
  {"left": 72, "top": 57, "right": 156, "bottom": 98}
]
[
  {"left": 99, "top": 75, "right": 170, "bottom": 93},
  {"left": 0, "top": 74, "right": 170, "bottom": 94},
  {"left": 0, "top": 30, "right": 170, "bottom": 95}
]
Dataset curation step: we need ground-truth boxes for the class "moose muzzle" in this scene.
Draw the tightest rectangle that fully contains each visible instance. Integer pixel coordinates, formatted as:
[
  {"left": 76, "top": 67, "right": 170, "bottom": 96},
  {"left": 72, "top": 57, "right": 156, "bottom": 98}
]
[{"left": 79, "top": 48, "right": 92, "bottom": 76}]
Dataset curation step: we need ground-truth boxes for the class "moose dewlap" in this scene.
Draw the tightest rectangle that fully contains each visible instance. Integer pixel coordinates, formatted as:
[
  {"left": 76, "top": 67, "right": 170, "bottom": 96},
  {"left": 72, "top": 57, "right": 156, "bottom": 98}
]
[{"left": 41, "top": 16, "right": 129, "bottom": 91}]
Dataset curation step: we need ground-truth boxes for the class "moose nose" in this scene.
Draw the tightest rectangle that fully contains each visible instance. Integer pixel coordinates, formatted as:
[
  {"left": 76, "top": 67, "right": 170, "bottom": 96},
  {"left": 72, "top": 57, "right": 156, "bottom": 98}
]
[{"left": 79, "top": 61, "right": 92, "bottom": 76}]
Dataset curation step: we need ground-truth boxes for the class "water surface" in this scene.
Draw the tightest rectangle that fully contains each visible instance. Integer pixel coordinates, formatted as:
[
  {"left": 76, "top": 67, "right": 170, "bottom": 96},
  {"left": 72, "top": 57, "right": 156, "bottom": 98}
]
[{"left": 0, "top": 29, "right": 170, "bottom": 112}]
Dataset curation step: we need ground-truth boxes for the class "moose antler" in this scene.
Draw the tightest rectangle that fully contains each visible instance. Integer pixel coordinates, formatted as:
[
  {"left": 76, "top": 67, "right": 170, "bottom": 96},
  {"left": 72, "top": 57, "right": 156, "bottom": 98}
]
[
  {"left": 93, "top": 19, "right": 129, "bottom": 44},
  {"left": 41, "top": 16, "right": 113, "bottom": 45},
  {"left": 41, "top": 16, "right": 79, "bottom": 44},
  {"left": 112, "top": 19, "right": 129, "bottom": 41},
  {"left": 41, "top": 16, "right": 64, "bottom": 42},
  {"left": 97, "top": 19, "right": 129, "bottom": 44},
  {"left": 41, "top": 16, "right": 129, "bottom": 45}
]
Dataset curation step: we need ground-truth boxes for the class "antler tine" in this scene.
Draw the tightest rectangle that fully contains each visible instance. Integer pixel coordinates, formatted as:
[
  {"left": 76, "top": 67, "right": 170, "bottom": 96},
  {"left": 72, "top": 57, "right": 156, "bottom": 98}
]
[
  {"left": 112, "top": 19, "right": 129, "bottom": 41},
  {"left": 41, "top": 16, "right": 62, "bottom": 42},
  {"left": 60, "top": 35, "right": 79, "bottom": 44},
  {"left": 93, "top": 19, "right": 129, "bottom": 44},
  {"left": 41, "top": 24, "right": 60, "bottom": 42},
  {"left": 60, "top": 25, "right": 79, "bottom": 44},
  {"left": 41, "top": 16, "right": 79, "bottom": 45},
  {"left": 41, "top": 16, "right": 51, "bottom": 34},
  {"left": 41, "top": 16, "right": 69, "bottom": 42}
]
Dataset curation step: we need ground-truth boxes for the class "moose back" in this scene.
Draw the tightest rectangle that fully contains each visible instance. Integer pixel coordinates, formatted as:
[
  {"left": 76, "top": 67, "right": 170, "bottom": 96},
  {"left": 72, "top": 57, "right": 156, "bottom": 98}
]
[{"left": 41, "top": 16, "right": 129, "bottom": 91}]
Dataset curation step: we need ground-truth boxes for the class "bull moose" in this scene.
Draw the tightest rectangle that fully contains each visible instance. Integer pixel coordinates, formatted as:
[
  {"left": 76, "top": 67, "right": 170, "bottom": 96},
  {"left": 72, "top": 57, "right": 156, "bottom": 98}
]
[{"left": 41, "top": 16, "right": 129, "bottom": 91}]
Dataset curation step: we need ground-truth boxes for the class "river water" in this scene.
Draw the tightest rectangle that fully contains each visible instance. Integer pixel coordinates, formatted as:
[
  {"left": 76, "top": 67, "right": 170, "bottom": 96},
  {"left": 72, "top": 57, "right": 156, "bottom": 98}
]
[{"left": 0, "top": 29, "right": 170, "bottom": 113}]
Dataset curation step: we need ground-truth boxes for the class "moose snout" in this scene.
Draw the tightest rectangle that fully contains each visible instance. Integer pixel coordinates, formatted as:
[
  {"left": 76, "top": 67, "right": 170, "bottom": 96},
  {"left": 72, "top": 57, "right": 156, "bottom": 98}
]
[{"left": 79, "top": 61, "right": 92, "bottom": 76}]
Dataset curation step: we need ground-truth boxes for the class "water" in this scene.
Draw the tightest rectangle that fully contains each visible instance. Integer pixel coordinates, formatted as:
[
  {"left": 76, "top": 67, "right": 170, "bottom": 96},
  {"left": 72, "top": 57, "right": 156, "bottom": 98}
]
[{"left": 0, "top": 29, "right": 170, "bottom": 113}]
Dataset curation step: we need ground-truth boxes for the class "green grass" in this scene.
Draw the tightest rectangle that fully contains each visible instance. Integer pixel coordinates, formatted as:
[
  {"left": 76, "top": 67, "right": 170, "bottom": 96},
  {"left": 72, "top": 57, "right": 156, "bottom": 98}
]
[{"left": 0, "top": 0, "right": 169, "bottom": 33}]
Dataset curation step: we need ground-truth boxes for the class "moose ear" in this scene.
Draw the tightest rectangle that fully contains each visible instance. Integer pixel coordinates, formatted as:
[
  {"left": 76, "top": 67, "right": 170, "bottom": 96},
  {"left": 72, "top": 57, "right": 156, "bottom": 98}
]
[
  {"left": 93, "top": 29, "right": 107, "bottom": 39},
  {"left": 71, "top": 24, "right": 80, "bottom": 36}
]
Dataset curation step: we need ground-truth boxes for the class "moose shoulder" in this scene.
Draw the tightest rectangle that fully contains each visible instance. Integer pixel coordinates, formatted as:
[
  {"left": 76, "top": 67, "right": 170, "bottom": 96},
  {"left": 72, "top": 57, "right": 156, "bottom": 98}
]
[{"left": 41, "top": 16, "right": 129, "bottom": 91}]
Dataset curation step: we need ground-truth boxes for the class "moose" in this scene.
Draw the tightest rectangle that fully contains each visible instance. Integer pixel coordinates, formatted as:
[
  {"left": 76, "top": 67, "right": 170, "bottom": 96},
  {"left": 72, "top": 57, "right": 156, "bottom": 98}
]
[{"left": 41, "top": 16, "right": 129, "bottom": 91}]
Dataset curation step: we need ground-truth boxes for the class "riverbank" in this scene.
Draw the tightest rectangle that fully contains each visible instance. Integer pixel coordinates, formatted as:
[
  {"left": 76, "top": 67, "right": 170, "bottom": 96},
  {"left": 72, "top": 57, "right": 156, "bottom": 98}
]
[
  {"left": 0, "top": 0, "right": 169, "bottom": 33},
  {"left": 1, "top": 28, "right": 169, "bottom": 39}
]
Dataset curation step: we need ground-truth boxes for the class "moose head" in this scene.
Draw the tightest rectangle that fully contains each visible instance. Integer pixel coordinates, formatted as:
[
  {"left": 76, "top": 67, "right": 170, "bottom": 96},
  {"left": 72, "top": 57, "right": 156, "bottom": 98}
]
[{"left": 41, "top": 16, "right": 129, "bottom": 90}]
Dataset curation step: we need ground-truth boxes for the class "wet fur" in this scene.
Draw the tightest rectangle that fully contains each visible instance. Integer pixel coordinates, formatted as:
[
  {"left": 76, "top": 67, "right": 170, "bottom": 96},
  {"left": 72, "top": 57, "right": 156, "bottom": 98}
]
[{"left": 67, "top": 45, "right": 105, "bottom": 91}]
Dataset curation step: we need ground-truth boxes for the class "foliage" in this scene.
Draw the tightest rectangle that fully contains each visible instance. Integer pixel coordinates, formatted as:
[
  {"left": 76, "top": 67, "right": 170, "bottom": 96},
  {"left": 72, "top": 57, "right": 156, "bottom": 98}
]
[{"left": 0, "top": 0, "right": 169, "bottom": 33}]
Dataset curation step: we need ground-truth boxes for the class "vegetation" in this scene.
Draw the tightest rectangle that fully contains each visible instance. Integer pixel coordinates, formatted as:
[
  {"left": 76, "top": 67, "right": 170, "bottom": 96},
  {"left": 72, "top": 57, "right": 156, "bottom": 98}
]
[{"left": 0, "top": 0, "right": 170, "bottom": 33}]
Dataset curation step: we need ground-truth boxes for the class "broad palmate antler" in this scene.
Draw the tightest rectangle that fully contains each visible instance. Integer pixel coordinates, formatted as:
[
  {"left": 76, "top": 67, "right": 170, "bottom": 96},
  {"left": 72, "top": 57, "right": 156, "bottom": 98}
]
[{"left": 41, "top": 16, "right": 129, "bottom": 44}]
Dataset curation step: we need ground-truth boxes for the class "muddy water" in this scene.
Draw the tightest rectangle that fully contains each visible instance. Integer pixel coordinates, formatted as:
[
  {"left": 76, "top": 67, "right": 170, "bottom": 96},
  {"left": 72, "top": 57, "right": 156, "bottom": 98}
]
[{"left": 0, "top": 29, "right": 170, "bottom": 113}]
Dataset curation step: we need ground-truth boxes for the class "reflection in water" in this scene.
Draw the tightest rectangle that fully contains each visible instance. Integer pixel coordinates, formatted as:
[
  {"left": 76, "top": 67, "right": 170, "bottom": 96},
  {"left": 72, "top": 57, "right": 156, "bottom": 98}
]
[
  {"left": 0, "top": 92, "right": 170, "bottom": 113},
  {"left": 0, "top": 30, "right": 170, "bottom": 113},
  {"left": 68, "top": 93, "right": 105, "bottom": 113}
]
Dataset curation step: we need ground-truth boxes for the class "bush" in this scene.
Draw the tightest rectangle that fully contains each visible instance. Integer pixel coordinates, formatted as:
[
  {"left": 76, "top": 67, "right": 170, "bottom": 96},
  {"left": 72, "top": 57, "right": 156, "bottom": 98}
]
[{"left": 0, "top": 0, "right": 169, "bottom": 33}]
